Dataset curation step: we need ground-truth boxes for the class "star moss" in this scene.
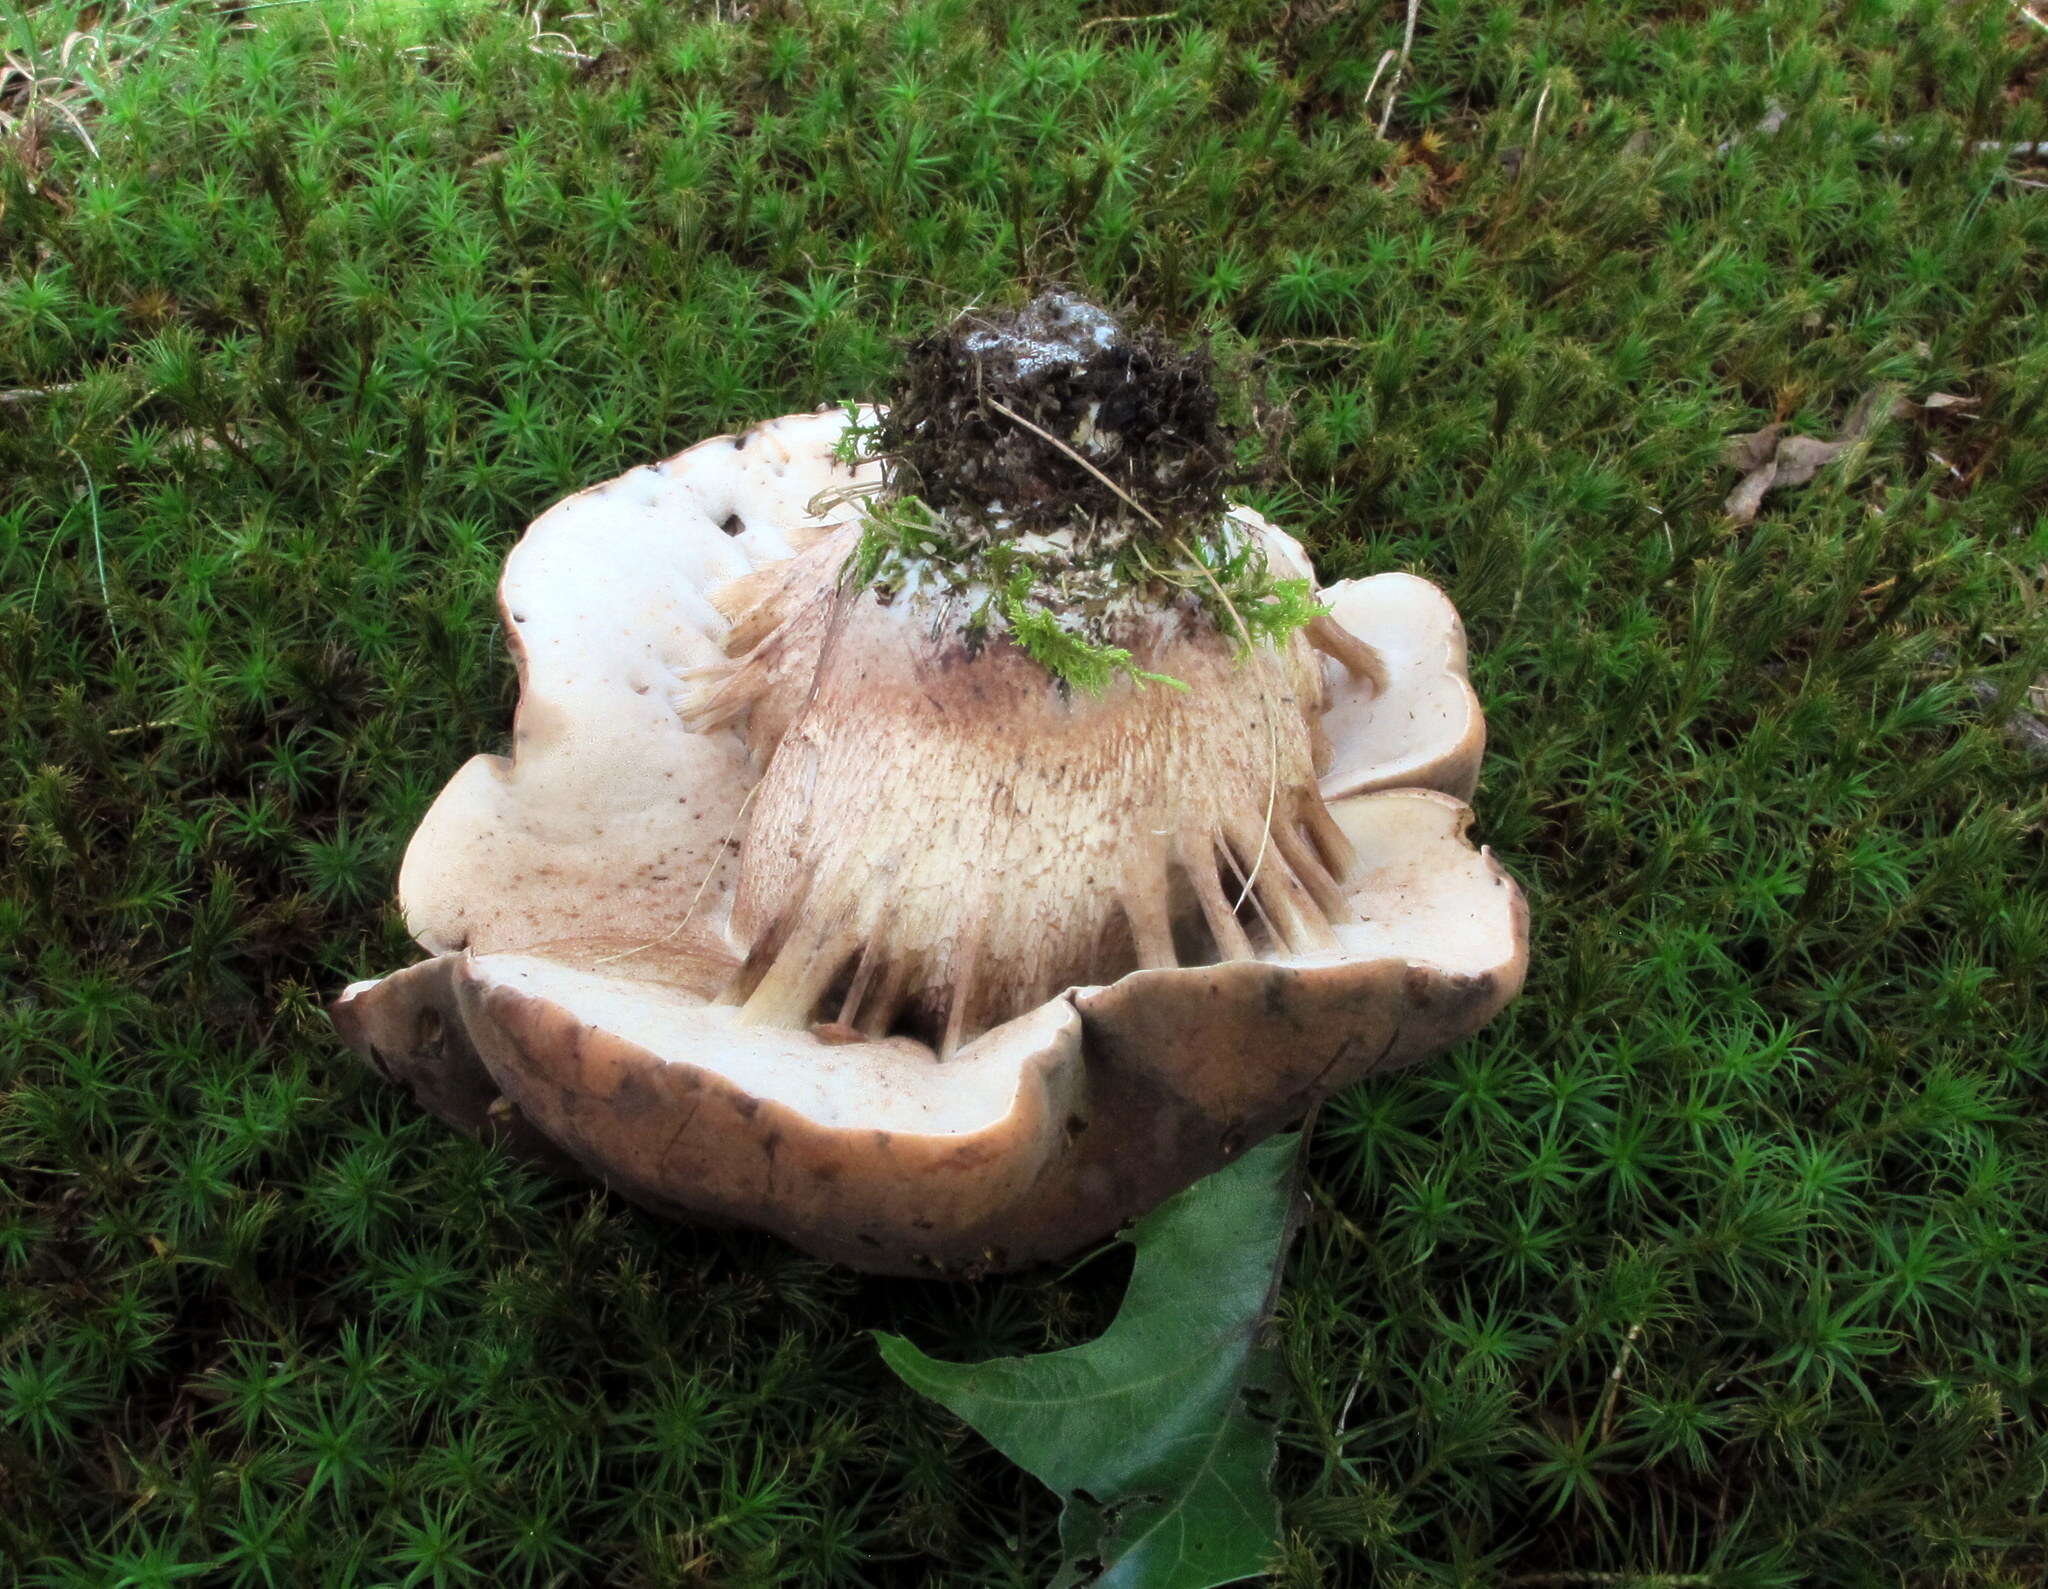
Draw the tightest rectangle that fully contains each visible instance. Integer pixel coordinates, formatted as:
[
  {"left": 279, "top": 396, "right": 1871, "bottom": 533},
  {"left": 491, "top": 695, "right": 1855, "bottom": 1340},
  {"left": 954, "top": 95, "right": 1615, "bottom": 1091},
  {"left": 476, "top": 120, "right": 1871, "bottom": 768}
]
[{"left": 3, "top": 0, "right": 2046, "bottom": 1582}]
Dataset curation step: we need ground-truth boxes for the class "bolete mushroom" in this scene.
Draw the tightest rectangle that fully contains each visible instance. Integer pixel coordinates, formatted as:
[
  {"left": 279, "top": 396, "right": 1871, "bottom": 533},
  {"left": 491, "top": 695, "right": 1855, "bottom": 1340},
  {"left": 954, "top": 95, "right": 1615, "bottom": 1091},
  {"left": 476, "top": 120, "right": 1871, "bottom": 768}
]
[{"left": 333, "top": 293, "right": 1526, "bottom": 1276}]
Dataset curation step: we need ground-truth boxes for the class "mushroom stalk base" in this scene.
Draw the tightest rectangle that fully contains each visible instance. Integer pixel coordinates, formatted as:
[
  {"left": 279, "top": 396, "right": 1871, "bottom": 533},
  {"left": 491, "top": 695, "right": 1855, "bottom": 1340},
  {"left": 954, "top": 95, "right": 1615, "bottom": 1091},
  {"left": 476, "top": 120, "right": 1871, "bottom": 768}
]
[{"left": 695, "top": 549, "right": 1356, "bottom": 1052}]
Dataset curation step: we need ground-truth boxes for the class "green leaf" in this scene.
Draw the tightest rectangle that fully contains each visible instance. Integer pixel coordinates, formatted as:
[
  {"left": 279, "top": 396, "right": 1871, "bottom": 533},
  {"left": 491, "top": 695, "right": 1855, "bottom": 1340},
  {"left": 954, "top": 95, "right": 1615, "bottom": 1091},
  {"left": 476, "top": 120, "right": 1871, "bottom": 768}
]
[{"left": 876, "top": 1133, "right": 1305, "bottom": 1589}]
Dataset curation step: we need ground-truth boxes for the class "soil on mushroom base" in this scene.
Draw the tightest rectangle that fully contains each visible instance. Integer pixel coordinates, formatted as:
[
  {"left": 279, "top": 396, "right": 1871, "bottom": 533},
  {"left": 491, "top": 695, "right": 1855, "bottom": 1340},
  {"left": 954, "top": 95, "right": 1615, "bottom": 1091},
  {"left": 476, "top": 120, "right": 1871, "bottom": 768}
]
[
  {"left": 875, "top": 289, "right": 1239, "bottom": 554},
  {"left": 847, "top": 293, "right": 1327, "bottom": 694}
]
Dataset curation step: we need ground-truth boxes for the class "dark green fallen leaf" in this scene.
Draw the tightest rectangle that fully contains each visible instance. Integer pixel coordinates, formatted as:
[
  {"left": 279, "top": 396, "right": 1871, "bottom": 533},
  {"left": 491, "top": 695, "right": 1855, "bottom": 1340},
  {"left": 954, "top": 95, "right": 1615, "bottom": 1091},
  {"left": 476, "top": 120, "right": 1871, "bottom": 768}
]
[{"left": 876, "top": 1133, "right": 1305, "bottom": 1589}]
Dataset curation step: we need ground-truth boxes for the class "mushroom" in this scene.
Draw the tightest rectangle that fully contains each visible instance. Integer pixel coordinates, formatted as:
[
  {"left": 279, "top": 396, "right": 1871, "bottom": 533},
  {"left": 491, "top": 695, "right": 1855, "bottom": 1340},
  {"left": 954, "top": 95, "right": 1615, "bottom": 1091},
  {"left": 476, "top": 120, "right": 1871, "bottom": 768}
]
[{"left": 332, "top": 294, "right": 1527, "bottom": 1276}]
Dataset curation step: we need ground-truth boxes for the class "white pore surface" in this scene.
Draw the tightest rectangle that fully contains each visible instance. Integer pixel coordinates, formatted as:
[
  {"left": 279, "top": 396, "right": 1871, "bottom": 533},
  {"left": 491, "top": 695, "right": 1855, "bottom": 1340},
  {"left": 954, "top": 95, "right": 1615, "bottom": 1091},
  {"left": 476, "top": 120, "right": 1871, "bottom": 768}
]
[
  {"left": 1317, "top": 573, "right": 1482, "bottom": 799},
  {"left": 474, "top": 953, "right": 1078, "bottom": 1136},
  {"left": 1292, "top": 788, "right": 1521, "bottom": 977},
  {"left": 494, "top": 406, "right": 874, "bottom": 754},
  {"left": 399, "top": 408, "right": 883, "bottom": 956}
]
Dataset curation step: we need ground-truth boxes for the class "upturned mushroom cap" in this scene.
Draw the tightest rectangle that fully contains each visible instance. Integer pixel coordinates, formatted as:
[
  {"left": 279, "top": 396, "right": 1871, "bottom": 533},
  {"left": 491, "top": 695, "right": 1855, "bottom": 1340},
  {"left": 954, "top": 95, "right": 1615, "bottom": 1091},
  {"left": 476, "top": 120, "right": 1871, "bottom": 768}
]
[
  {"left": 333, "top": 389, "right": 1526, "bottom": 1275},
  {"left": 336, "top": 787, "right": 1521, "bottom": 1274},
  {"left": 1316, "top": 573, "right": 1486, "bottom": 801}
]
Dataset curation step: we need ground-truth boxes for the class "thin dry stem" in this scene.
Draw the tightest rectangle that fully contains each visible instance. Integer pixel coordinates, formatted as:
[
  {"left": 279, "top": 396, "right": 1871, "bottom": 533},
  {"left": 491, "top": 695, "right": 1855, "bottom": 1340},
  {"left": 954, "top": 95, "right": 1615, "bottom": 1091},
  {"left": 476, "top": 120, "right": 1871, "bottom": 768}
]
[
  {"left": 1376, "top": 0, "right": 1422, "bottom": 138},
  {"left": 984, "top": 398, "right": 1167, "bottom": 533},
  {"left": 1359, "top": 49, "right": 1398, "bottom": 123},
  {"left": 588, "top": 779, "right": 761, "bottom": 965}
]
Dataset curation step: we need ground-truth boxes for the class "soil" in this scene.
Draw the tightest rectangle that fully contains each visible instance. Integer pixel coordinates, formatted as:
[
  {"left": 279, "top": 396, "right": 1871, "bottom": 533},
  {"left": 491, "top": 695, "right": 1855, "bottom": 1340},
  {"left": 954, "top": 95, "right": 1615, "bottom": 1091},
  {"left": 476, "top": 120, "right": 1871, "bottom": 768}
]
[{"left": 876, "top": 290, "right": 1236, "bottom": 552}]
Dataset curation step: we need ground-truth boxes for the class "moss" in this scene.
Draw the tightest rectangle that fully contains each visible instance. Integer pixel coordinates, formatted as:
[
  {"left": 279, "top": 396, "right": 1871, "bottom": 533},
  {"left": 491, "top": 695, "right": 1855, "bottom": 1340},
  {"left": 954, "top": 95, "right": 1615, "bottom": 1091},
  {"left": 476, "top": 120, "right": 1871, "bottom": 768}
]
[
  {"left": 844, "top": 489, "right": 1320, "bottom": 694},
  {"left": 1124, "top": 516, "right": 1327, "bottom": 658},
  {"left": 4, "top": 0, "right": 2048, "bottom": 1581},
  {"left": 994, "top": 573, "right": 1189, "bottom": 698}
]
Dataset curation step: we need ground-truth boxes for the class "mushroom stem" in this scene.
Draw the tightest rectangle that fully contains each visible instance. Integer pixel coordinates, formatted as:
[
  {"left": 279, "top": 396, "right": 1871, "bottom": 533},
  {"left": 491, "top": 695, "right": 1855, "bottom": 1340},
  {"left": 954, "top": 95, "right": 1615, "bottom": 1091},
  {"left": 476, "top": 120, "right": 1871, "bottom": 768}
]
[
  {"left": 1307, "top": 613, "right": 1389, "bottom": 695},
  {"left": 737, "top": 917, "right": 861, "bottom": 1030},
  {"left": 1186, "top": 840, "right": 1255, "bottom": 962},
  {"left": 836, "top": 932, "right": 886, "bottom": 1030},
  {"left": 1227, "top": 818, "right": 1338, "bottom": 956},
  {"left": 939, "top": 928, "right": 984, "bottom": 1061},
  {"left": 1301, "top": 793, "right": 1359, "bottom": 886},
  {"left": 1273, "top": 813, "right": 1354, "bottom": 925},
  {"left": 1120, "top": 845, "right": 1181, "bottom": 971},
  {"left": 677, "top": 655, "right": 760, "bottom": 735},
  {"left": 689, "top": 297, "right": 1365, "bottom": 1046},
  {"left": 1218, "top": 833, "right": 1282, "bottom": 948},
  {"left": 855, "top": 953, "right": 916, "bottom": 1039}
]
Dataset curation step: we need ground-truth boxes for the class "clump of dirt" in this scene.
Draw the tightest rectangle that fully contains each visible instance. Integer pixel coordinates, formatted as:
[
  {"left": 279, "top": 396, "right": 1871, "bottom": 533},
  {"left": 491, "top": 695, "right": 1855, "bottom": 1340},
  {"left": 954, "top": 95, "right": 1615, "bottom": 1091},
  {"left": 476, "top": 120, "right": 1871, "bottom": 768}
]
[{"left": 876, "top": 291, "right": 1235, "bottom": 552}]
